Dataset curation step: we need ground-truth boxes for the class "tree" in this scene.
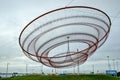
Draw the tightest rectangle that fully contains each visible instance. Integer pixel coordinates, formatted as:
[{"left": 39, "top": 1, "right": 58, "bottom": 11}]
[{"left": 117, "top": 72, "right": 120, "bottom": 77}]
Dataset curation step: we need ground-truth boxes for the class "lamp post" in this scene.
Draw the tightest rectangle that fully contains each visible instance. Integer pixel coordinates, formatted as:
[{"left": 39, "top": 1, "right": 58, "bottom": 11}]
[
  {"left": 77, "top": 49, "right": 80, "bottom": 75},
  {"left": 55, "top": 68, "right": 56, "bottom": 74},
  {"left": 92, "top": 64, "right": 94, "bottom": 74},
  {"left": 116, "top": 61, "right": 118, "bottom": 71},
  {"left": 67, "top": 36, "right": 70, "bottom": 53},
  {"left": 112, "top": 59, "right": 115, "bottom": 70},
  {"left": 26, "top": 64, "right": 28, "bottom": 75},
  {"left": 6, "top": 63, "right": 9, "bottom": 77},
  {"left": 107, "top": 56, "right": 110, "bottom": 70},
  {"left": 73, "top": 66, "right": 75, "bottom": 74},
  {"left": 41, "top": 65, "right": 43, "bottom": 74}
]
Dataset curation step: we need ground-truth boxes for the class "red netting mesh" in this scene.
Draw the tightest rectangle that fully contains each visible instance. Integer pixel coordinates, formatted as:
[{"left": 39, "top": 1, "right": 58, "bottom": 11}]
[{"left": 19, "top": 6, "right": 111, "bottom": 68}]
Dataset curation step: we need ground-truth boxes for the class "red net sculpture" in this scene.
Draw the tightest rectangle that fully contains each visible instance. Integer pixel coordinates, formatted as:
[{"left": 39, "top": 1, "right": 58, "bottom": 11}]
[{"left": 19, "top": 6, "right": 111, "bottom": 68}]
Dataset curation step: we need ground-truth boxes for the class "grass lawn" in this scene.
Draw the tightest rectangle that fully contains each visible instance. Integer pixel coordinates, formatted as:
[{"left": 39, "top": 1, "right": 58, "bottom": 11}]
[{"left": 0, "top": 74, "right": 120, "bottom": 80}]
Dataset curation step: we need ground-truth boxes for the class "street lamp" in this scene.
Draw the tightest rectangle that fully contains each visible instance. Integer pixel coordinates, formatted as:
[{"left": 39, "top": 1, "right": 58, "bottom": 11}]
[
  {"left": 116, "top": 61, "right": 118, "bottom": 71},
  {"left": 107, "top": 56, "right": 111, "bottom": 70},
  {"left": 77, "top": 49, "right": 80, "bottom": 75},
  {"left": 92, "top": 64, "right": 94, "bottom": 74},
  {"left": 73, "top": 66, "right": 75, "bottom": 74},
  {"left": 112, "top": 59, "right": 115, "bottom": 70},
  {"left": 55, "top": 68, "right": 56, "bottom": 74},
  {"left": 41, "top": 65, "right": 44, "bottom": 74},
  {"left": 6, "top": 63, "right": 9, "bottom": 77},
  {"left": 26, "top": 64, "right": 28, "bottom": 75}
]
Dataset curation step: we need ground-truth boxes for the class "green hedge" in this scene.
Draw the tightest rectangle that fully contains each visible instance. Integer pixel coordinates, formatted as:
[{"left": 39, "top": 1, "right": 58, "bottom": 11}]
[{"left": 0, "top": 74, "right": 119, "bottom": 80}]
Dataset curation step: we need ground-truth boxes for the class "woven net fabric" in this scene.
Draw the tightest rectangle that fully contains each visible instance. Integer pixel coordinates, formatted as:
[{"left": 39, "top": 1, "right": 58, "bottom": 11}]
[{"left": 19, "top": 6, "right": 111, "bottom": 68}]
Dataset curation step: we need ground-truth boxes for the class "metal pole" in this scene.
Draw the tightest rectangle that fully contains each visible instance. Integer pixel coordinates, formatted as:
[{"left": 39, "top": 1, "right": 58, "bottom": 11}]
[
  {"left": 73, "top": 66, "right": 75, "bottom": 74},
  {"left": 55, "top": 68, "right": 56, "bottom": 74},
  {"left": 26, "top": 64, "right": 28, "bottom": 75},
  {"left": 92, "top": 64, "right": 94, "bottom": 74},
  {"left": 116, "top": 61, "right": 118, "bottom": 71},
  {"left": 41, "top": 65, "right": 43, "bottom": 74},
  {"left": 32, "top": 69, "right": 34, "bottom": 74},
  {"left": 6, "top": 63, "right": 9, "bottom": 77},
  {"left": 107, "top": 56, "right": 110, "bottom": 70},
  {"left": 77, "top": 49, "right": 79, "bottom": 75},
  {"left": 67, "top": 36, "right": 70, "bottom": 53},
  {"left": 112, "top": 59, "right": 115, "bottom": 70}
]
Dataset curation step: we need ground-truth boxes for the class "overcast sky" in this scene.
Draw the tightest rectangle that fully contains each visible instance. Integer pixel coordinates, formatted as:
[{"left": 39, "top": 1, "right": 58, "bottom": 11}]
[{"left": 0, "top": 0, "right": 120, "bottom": 74}]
